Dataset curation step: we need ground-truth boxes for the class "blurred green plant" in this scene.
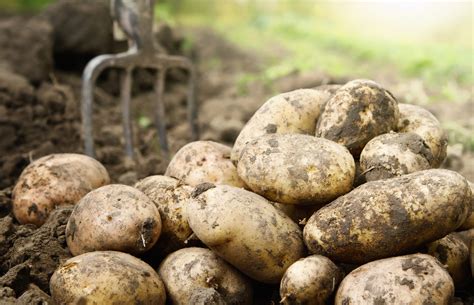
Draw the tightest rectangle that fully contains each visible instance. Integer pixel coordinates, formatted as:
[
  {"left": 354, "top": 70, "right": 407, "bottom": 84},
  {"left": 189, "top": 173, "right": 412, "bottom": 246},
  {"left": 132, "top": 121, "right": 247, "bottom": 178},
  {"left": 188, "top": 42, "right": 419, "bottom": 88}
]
[{"left": 0, "top": 0, "right": 52, "bottom": 11}]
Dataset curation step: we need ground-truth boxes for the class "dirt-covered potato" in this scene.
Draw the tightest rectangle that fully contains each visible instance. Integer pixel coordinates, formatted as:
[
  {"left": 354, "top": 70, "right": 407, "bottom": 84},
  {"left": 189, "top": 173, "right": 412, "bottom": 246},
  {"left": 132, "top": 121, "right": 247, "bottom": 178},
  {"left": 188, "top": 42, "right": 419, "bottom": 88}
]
[
  {"left": 315, "top": 79, "right": 399, "bottom": 157},
  {"left": 165, "top": 141, "right": 246, "bottom": 188},
  {"left": 135, "top": 175, "right": 193, "bottom": 255},
  {"left": 231, "top": 87, "right": 338, "bottom": 162},
  {"left": 50, "top": 251, "right": 166, "bottom": 305},
  {"left": 158, "top": 247, "right": 253, "bottom": 305},
  {"left": 460, "top": 181, "right": 474, "bottom": 230},
  {"left": 398, "top": 103, "right": 448, "bottom": 167},
  {"left": 186, "top": 184, "right": 305, "bottom": 283},
  {"left": 12, "top": 153, "right": 109, "bottom": 226},
  {"left": 237, "top": 134, "right": 355, "bottom": 205},
  {"left": 335, "top": 254, "right": 454, "bottom": 305},
  {"left": 280, "top": 255, "right": 342, "bottom": 305},
  {"left": 453, "top": 228, "right": 474, "bottom": 247},
  {"left": 426, "top": 233, "right": 470, "bottom": 286},
  {"left": 360, "top": 132, "right": 433, "bottom": 181},
  {"left": 304, "top": 169, "right": 471, "bottom": 264},
  {"left": 66, "top": 184, "right": 161, "bottom": 256}
]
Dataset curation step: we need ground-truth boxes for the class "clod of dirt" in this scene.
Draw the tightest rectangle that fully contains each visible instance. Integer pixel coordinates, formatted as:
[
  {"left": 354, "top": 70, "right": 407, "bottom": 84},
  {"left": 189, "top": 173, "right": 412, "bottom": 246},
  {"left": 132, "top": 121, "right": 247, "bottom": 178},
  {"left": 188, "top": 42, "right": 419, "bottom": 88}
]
[
  {"left": 0, "top": 17, "right": 53, "bottom": 83},
  {"left": 0, "top": 206, "right": 72, "bottom": 293},
  {"left": 42, "top": 0, "right": 115, "bottom": 70}
]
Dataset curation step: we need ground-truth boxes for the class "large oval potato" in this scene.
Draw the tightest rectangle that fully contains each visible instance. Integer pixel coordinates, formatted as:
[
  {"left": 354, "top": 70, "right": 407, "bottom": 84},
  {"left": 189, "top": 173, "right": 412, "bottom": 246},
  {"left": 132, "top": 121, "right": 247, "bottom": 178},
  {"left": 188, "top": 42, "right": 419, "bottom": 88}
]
[
  {"left": 426, "top": 233, "right": 470, "bottom": 286},
  {"left": 360, "top": 132, "right": 433, "bottom": 181},
  {"left": 237, "top": 134, "right": 355, "bottom": 205},
  {"left": 135, "top": 175, "right": 194, "bottom": 255},
  {"left": 50, "top": 251, "right": 166, "bottom": 305},
  {"left": 165, "top": 141, "right": 246, "bottom": 188},
  {"left": 335, "top": 254, "right": 454, "bottom": 305},
  {"left": 280, "top": 255, "right": 342, "bottom": 305},
  {"left": 304, "top": 169, "right": 470, "bottom": 264},
  {"left": 397, "top": 103, "right": 448, "bottom": 167},
  {"left": 66, "top": 184, "right": 161, "bottom": 256},
  {"left": 231, "top": 86, "right": 338, "bottom": 162},
  {"left": 315, "top": 79, "right": 399, "bottom": 156},
  {"left": 460, "top": 181, "right": 474, "bottom": 230},
  {"left": 186, "top": 184, "right": 305, "bottom": 283},
  {"left": 158, "top": 247, "right": 253, "bottom": 305},
  {"left": 12, "top": 153, "right": 109, "bottom": 226}
]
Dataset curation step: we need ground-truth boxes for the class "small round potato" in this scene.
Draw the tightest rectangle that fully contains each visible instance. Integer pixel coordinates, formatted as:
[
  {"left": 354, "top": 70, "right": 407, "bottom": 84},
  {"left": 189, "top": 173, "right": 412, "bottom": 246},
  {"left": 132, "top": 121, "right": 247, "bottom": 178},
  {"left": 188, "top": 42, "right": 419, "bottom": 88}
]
[
  {"left": 397, "top": 103, "right": 448, "bottom": 167},
  {"left": 66, "top": 184, "right": 161, "bottom": 256},
  {"left": 360, "top": 132, "right": 433, "bottom": 181},
  {"left": 304, "top": 169, "right": 471, "bottom": 264},
  {"left": 237, "top": 134, "right": 355, "bottom": 205},
  {"left": 50, "top": 251, "right": 166, "bottom": 305},
  {"left": 460, "top": 181, "right": 474, "bottom": 230},
  {"left": 280, "top": 255, "right": 342, "bottom": 305},
  {"left": 165, "top": 141, "right": 246, "bottom": 188},
  {"left": 315, "top": 79, "right": 399, "bottom": 157},
  {"left": 426, "top": 233, "right": 470, "bottom": 286},
  {"left": 12, "top": 153, "right": 109, "bottom": 226},
  {"left": 335, "top": 254, "right": 454, "bottom": 305},
  {"left": 231, "top": 87, "right": 337, "bottom": 162},
  {"left": 158, "top": 247, "right": 253, "bottom": 305},
  {"left": 186, "top": 184, "right": 305, "bottom": 284},
  {"left": 135, "top": 175, "right": 194, "bottom": 254}
]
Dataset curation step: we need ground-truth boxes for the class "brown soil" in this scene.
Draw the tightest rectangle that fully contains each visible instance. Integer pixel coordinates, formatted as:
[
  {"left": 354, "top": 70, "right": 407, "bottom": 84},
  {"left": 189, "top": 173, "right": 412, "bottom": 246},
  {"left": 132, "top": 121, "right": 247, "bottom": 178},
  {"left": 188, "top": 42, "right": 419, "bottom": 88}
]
[{"left": 0, "top": 1, "right": 472, "bottom": 304}]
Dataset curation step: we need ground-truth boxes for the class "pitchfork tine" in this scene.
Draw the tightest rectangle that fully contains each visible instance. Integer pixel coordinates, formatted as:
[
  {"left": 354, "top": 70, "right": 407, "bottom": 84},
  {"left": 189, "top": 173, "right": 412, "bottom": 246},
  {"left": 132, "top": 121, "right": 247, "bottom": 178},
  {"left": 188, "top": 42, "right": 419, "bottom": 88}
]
[
  {"left": 188, "top": 66, "right": 199, "bottom": 141},
  {"left": 121, "top": 68, "right": 134, "bottom": 157},
  {"left": 155, "top": 69, "right": 169, "bottom": 157}
]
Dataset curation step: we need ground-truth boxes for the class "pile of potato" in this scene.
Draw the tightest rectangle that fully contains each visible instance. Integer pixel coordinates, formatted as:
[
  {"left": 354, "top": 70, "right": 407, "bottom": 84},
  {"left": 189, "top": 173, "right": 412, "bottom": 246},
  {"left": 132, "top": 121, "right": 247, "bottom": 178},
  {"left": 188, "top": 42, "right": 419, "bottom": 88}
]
[{"left": 12, "top": 79, "right": 473, "bottom": 304}]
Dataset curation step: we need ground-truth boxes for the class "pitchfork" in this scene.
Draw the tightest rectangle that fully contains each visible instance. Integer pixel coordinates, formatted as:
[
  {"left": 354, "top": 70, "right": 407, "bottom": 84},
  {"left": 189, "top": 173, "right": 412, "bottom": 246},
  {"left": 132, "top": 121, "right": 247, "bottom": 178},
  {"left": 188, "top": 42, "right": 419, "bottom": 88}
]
[{"left": 81, "top": 0, "right": 198, "bottom": 159}]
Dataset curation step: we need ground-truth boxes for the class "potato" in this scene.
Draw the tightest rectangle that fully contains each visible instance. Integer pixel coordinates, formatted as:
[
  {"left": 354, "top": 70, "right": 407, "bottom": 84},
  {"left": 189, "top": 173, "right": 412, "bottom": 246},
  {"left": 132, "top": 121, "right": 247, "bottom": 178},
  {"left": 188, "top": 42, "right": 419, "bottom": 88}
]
[
  {"left": 304, "top": 169, "right": 471, "bottom": 264},
  {"left": 335, "top": 254, "right": 454, "bottom": 305},
  {"left": 50, "top": 251, "right": 166, "bottom": 305},
  {"left": 237, "top": 134, "right": 355, "bottom": 205},
  {"left": 460, "top": 181, "right": 474, "bottom": 230},
  {"left": 158, "top": 247, "right": 253, "bottom": 305},
  {"left": 315, "top": 79, "right": 399, "bottom": 157},
  {"left": 186, "top": 184, "right": 305, "bottom": 283},
  {"left": 66, "top": 184, "right": 161, "bottom": 256},
  {"left": 453, "top": 228, "right": 474, "bottom": 247},
  {"left": 280, "top": 255, "right": 342, "bottom": 305},
  {"left": 426, "top": 233, "right": 470, "bottom": 286},
  {"left": 165, "top": 141, "right": 246, "bottom": 188},
  {"left": 360, "top": 132, "right": 433, "bottom": 181},
  {"left": 231, "top": 87, "right": 337, "bottom": 162},
  {"left": 135, "top": 175, "right": 194, "bottom": 255},
  {"left": 12, "top": 153, "right": 109, "bottom": 226},
  {"left": 270, "top": 202, "right": 320, "bottom": 225},
  {"left": 398, "top": 103, "right": 448, "bottom": 167}
]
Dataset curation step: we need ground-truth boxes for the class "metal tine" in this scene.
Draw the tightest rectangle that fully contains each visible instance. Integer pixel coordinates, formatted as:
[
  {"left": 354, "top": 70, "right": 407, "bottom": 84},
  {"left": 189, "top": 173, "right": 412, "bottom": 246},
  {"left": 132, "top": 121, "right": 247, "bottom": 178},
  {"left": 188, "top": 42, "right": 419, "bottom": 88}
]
[
  {"left": 121, "top": 68, "right": 134, "bottom": 158},
  {"left": 155, "top": 68, "right": 169, "bottom": 159}
]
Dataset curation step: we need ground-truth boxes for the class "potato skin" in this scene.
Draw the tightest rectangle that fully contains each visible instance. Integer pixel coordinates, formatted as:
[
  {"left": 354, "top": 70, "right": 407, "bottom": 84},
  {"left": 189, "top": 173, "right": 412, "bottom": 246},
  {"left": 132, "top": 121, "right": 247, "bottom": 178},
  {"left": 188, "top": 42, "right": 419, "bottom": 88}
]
[
  {"left": 398, "top": 103, "right": 448, "bottom": 167},
  {"left": 12, "top": 153, "right": 109, "bottom": 226},
  {"left": 280, "top": 255, "right": 342, "bottom": 305},
  {"left": 335, "top": 254, "right": 454, "bottom": 305},
  {"left": 135, "top": 175, "right": 194, "bottom": 255},
  {"left": 360, "top": 132, "right": 433, "bottom": 181},
  {"left": 165, "top": 141, "right": 246, "bottom": 188},
  {"left": 66, "top": 184, "right": 161, "bottom": 256},
  {"left": 50, "top": 251, "right": 166, "bottom": 305},
  {"left": 231, "top": 87, "right": 336, "bottom": 162},
  {"left": 460, "top": 181, "right": 474, "bottom": 230},
  {"left": 315, "top": 79, "right": 399, "bottom": 156},
  {"left": 158, "top": 247, "right": 253, "bottom": 305},
  {"left": 237, "top": 134, "right": 355, "bottom": 205},
  {"left": 304, "top": 169, "right": 471, "bottom": 264},
  {"left": 186, "top": 185, "right": 305, "bottom": 283},
  {"left": 426, "top": 233, "right": 470, "bottom": 286}
]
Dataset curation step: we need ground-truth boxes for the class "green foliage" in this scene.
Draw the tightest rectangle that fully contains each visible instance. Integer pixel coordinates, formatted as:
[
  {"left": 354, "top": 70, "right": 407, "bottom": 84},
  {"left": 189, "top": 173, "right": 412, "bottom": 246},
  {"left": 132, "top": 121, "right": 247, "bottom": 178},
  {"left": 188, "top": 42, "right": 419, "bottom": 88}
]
[{"left": 0, "top": 0, "right": 52, "bottom": 11}]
